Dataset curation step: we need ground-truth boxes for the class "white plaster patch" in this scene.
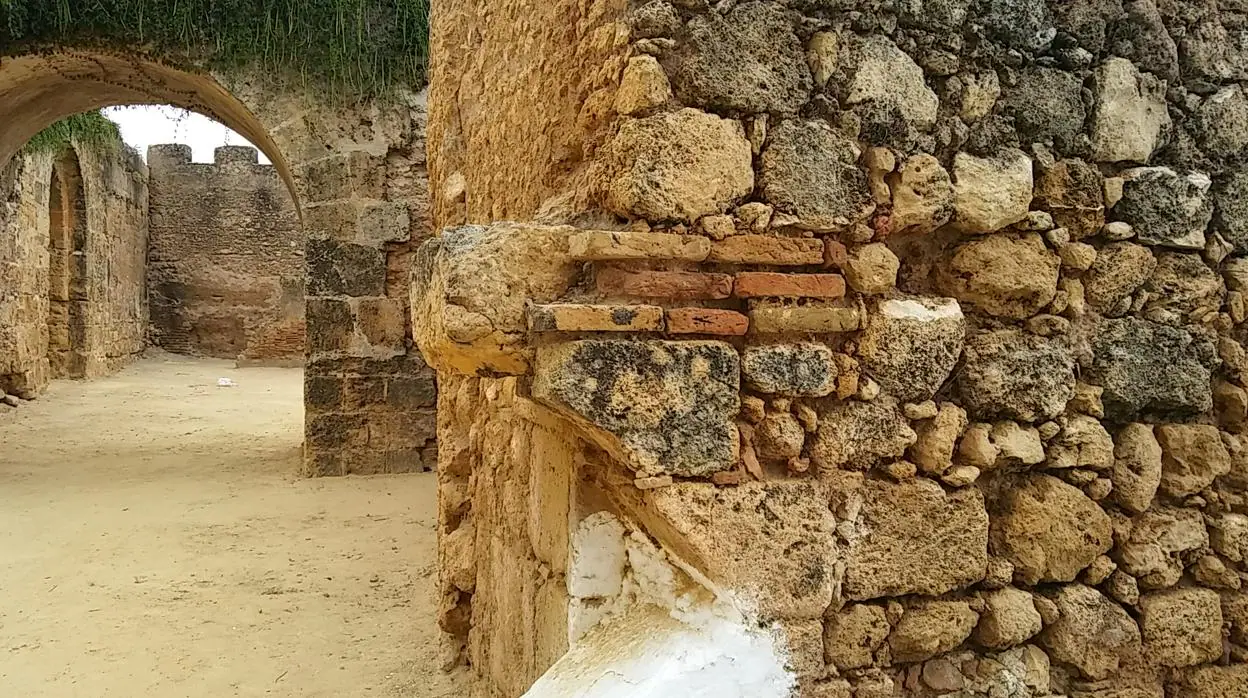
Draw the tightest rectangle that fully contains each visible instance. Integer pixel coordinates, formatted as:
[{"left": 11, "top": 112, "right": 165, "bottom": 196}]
[
  {"left": 879, "top": 297, "right": 963, "bottom": 321},
  {"left": 567, "top": 512, "right": 627, "bottom": 599}
]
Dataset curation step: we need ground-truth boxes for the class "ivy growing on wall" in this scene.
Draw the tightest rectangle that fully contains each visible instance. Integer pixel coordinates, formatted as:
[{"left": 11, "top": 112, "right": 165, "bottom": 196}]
[
  {"left": 22, "top": 111, "right": 126, "bottom": 156},
  {"left": 0, "top": 0, "right": 431, "bottom": 96}
]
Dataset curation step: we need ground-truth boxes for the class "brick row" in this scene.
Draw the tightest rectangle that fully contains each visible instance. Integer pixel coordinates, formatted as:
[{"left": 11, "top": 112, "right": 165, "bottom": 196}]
[
  {"left": 597, "top": 267, "right": 846, "bottom": 301},
  {"left": 527, "top": 303, "right": 752, "bottom": 336}
]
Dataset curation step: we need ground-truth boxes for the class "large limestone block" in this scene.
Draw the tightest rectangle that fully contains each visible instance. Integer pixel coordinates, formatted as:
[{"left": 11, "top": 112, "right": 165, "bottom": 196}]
[
  {"left": 1089, "top": 57, "right": 1170, "bottom": 163},
  {"left": 975, "top": 587, "right": 1043, "bottom": 650},
  {"left": 888, "top": 154, "right": 954, "bottom": 235},
  {"left": 666, "top": 2, "right": 811, "bottom": 116},
  {"left": 951, "top": 149, "right": 1033, "bottom": 234},
  {"left": 645, "top": 480, "right": 836, "bottom": 619},
  {"left": 411, "top": 224, "right": 579, "bottom": 375},
  {"left": 989, "top": 474, "right": 1113, "bottom": 585},
  {"left": 839, "top": 477, "right": 988, "bottom": 600},
  {"left": 759, "top": 120, "right": 873, "bottom": 232},
  {"left": 956, "top": 329, "right": 1075, "bottom": 423},
  {"left": 603, "top": 109, "right": 754, "bottom": 222},
  {"left": 1037, "top": 584, "right": 1141, "bottom": 680},
  {"left": 937, "top": 233, "right": 1060, "bottom": 320},
  {"left": 856, "top": 297, "right": 965, "bottom": 403},
  {"left": 824, "top": 603, "right": 889, "bottom": 670},
  {"left": 532, "top": 340, "right": 739, "bottom": 477},
  {"left": 1087, "top": 318, "right": 1215, "bottom": 422},
  {"left": 1139, "top": 588, "right": 1223, "bottom": 668}
]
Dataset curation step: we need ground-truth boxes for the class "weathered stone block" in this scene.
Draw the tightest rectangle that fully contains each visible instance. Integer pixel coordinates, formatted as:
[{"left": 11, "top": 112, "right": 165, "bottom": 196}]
[
  {"left": 956, "top": 329, "right": 1075, "bottom": 423},
  {"left": 1087, "top": 318, "right": 1214, "bottom": 422},
  {"left": 307, "top": 239, "right": 386, "bottom": 296},
  {"left": 857, "top": 297, "right": 964, "bottom": 403},
  {"left": 937, "top": 233, "right": 1059, "bottom": 320},
  {"left": 759, "top": 120, "right": 873, "bottom": 232},
  {"left": 1117, "top": 507, "right": 1208, "bottom": 589},
  {"left": 664, "top": 308, "right": 749, "bottom": 336},
  {"left": 824, "top": 603, "right": 888, "bottom": 671},
  {"left": 842, "top": 33, "right": 939, "bottom": 130},
  {"left": 1033, "top": 158, "right": 1106, "bottom": 239},
  {"left": 570, "top": 231, "right": 710, "bottom": 262},
  {"left": 839, "top": 477, "right": 988, "bottom": 600},
  {"left": 603, "top": 109, "right": 754, "bottom": 222},
  {"left": 1089, "top": 57, "right": 1170, "bottom": 163},
  {"left": 741, "top": 343, "right": 837, "bottom": 397},
  {"left": 708, "top": 234, "right": 824, "bottom": 265},
  {"left": 950, "top": 149, "right": 1033, "bottom": 234},
  {"left": 888, "top": 598, "right": 978, "bottom": 662},
  {"left": 527, "top": 303, "right": 664, "bottom": 332},
  {"left": 645, "top": 480, "right": 836, "bottom": 618},
  {"left": 1155, "top": 424, "right": 1232, "bottom": 498},
  {"left": 532, "top": 340, "right": 739, "bottom": 476},
  {"left": 811, "top": 396, "right": 916, "bottom": 471},
  {"left": 887, "top": 154, "right": 953, "bottom": 235},
  {"left": 1139, "top": 588, "right": 1223, "bottom": 668},
  {"left": 1084, "top": 242, "right": 1156, "bottom": 313},
  {"left": 1113, "top": 167, "right": 1213, "bottom": 250},
  {"left": 1037, "top": 584, "right": 1141, "bottom": 680},
  {"left": 1111, "top": 423, "right": 1163, "bottom": 514},
  {"left": 988, "top": 474, "right": 1113, "bottom": 585},
  {"left": 665, "top": 2, "right": 811, "bottom": 116},
  {"left": 306, "top": 297, "right": 355, "bottom": 354}
]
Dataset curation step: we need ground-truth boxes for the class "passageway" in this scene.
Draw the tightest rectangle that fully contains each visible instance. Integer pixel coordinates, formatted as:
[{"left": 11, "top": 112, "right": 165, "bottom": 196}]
[{"left": 0, "top": 354, "right": 455, "bottom": 697}]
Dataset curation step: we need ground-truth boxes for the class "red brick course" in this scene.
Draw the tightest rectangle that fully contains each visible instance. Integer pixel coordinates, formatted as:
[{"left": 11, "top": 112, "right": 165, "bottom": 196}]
[
  {"left": 733, "top": 272, "right": 846, "bottom": 299},
  {"left": 596, "top": 266, "right": 733, "bottom": 300},
  {"left": 666, "top": 308, "right": 750, "bottom": 336}
]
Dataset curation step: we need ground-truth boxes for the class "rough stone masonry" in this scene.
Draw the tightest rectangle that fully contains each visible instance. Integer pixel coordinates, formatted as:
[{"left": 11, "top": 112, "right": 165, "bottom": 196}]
[{"left": 416, "top": 0, "right": 1248, "bottom": 695}]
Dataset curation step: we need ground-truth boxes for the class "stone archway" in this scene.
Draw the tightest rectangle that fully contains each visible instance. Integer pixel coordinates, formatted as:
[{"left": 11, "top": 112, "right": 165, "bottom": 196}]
[
  {"left": 45, "top": 147, "right": 88, "bottom": 379},
  {"left": 0, "top": 49, "right": 436, "bottom": 475}
]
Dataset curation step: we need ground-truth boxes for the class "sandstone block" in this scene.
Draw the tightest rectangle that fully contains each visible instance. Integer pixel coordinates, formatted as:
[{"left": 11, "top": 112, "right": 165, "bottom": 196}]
[
  {"left": 646, "top": 480, "right": 836, "bottom": 618},
  {"left": 824, "top": 603, "right": 889, "bottom": 671},
  {"left": 569, "top": 230, "right": 711, "bottom": 262},
  {"left": 1084, "top": 242, "right": 1157, "bottom": 313},
  {"left": 1111, "top": 423, "right": 1163, "bottom": 514},
  {"left": 759, "top": 120, "right": 873, "bottom": 232},
  {"left": 1141, "top": 251, "right": 1225, "bottom": 325},
  {"left": 527, "top": 303, "right": 664, "bottom": 332},
  {"left": 615, "top": 55, "right": 671, "bottom": 115},
  {"left": 1155, "top": 424, "right": 1232, "bottom": 498},
  {"left": 708, "top": 234, "right": 824, "bottom": 265},
  {"left": 956, "top": 329, "right": 1075, "bottom": 423},
  {"left": 887, "top": 154, "right": 954, "bottom": 235},
  {"left": 975, "top": 587, "right": 1043, "bottom": 650},
  {"left": 842, "top": 243, "right": 899, "bottom": 295},
  {"left": 839, "top": 477, "right": 988, "bottom": 600},
  {"left": 603, "top": 109, "right": 754, "bottom": 222},
  {"left": 888, "top": 599, "right": 978, "bottom": 663},
  {"left": 951, "top": 149, "right": 1034, "bottom": 234},
  {"left": 990, "top": 421, "right": 1045, "bottom": 466},
  {"left": 749, "top": 301, "right": 861, "bottom": 333},
  {"left": 755, "top": 412, "right": 805, "bottom": 460},
  {"left": 741, "top": 343, "right": 837, "bottom": 397},
  {"left": 1033, "top": 158, "right": 1106, "bottom": 238},
  {"left": 1045, "top": 415, "right": 1114, "bottom": 470},
  {"left": 596, "top": 267, "right": 732, "bottom": 301},
  {"left": 733, "top": 272, "right": 846, "bottom": 299},
  {"left": 937, "top": 233, "right": 1060, "bottom": 320},
  {"left": 1113, "top": 167, "right": 1213, "bottom": 250},
  {"left": 910, "top": 402, "right": 968, "bottom": 475},
  {"left": 1168, "top": 665, "right": 1248, "bottom": 698},
  {"left": 1117, "top": 507, "right": 1208, "bottom": 589},
  {"left": 1087, "top": 318, "right": 1214, "bottom": 422},
  {"left": 1139, "top": 588, "right": 1223, "bottom": 667},
  {"left": 1211, "top": 513, "right": 1248, "bottom": 563},
  {"left": 989, "top": 474, "right": 1113, "bottom": 585},
  {"left": 1037, "top": 584, "right": 1141, "bottom": 680},
  {"left": 665, "top": 308, "right": 749, "bottom": 336},
  {"left": 811, "top": 397, "right": 916, "bottom": 471},
  {"left": 532, "top": 340, "right": 739, "bottom": 476},
  {"left": 1089, "top": 57, "right": 1170, "bottom": 163}
]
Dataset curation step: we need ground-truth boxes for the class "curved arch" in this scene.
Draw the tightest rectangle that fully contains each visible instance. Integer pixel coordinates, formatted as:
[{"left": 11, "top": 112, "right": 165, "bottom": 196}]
[{"left": 0, "top": 50, "right": 301, "bottom": 215}]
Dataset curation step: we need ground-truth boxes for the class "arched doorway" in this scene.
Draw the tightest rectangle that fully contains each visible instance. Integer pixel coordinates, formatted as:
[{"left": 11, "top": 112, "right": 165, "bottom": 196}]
[{"left": 45, "top": 148, "right": 88, "bottom": 379}]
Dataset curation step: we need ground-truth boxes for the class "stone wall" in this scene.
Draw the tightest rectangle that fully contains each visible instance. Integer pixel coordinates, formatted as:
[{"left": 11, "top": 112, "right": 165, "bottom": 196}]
[
  {"left": 0, "top": 143, "right": 147, "bottom": 397},
  {"left": 147, "top": 144, "right": 303, "bottom": 363},
  {"left": 420, "top": 0, "right": 1248, "bottom": 695}
]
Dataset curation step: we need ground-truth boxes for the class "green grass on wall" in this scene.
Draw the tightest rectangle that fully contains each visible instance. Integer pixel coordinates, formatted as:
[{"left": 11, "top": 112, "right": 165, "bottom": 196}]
[
  {"left": 0, "top": 0, "right": 431, "bottom": 97},
  {"left": 22, "top": 110, "right": 126, "bottom": 156}
]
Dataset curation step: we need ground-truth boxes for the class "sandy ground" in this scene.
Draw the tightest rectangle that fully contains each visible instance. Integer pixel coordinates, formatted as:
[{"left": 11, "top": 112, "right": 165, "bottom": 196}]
[{"left": 0, "top": 354, "right": 458, "bottom": 697}]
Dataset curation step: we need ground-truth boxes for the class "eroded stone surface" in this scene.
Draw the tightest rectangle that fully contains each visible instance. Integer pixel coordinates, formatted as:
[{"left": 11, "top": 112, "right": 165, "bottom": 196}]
[
  {"left": 989, "top": 473, "right": 1113, "bottom": 585},
  {"left": 759, "top": 120, "right": 873, "bottom": 232},
  {"left": 1037, "top": 583, "right": 1141, "bottom": 680},
  {"left": 1113, "top": 167, "right": 1213, "bottom": 250},
  {"left": 1087, "top": 318, "right": 1215, "bottom": 422},
  {"left": 957, "top": 330, "right": 1075, "bottom": 423},
  {"left": 937, "top": 234, "right": 1060, "bottom": 320},
  {"left": 856, "top": 297, "right": 964, "bottom": 403},
  {"left": 532, "top": 340, "right": 739, "bottom": 476},
  {"left": 742, "top": 343, "right": 837, "bottom": 397},
  {"left": 811, "top": 397, "right": 917, "bottom": 472}
]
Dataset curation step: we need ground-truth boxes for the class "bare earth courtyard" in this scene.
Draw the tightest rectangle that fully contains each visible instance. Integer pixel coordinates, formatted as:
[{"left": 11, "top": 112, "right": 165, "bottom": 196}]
[{"left": 0, "top": 354, "right": 454, "bottom": 697}]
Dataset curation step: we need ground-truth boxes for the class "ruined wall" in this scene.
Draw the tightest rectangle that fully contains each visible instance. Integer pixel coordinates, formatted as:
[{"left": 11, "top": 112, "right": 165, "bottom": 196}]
[
  {"left": 422, "top": 0, "right": 1248, "bottom": 695},
  {"left": 147, "top": 144, "right": 303, "bottom": 363},
  {"left": 0, "top": 143, "right": 147, "bottom": 396}
]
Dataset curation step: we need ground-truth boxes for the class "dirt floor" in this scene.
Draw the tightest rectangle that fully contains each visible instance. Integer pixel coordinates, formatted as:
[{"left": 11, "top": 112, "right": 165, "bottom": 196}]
[{"left": 0, "top": 353, "right": 459, "bottom": 697}]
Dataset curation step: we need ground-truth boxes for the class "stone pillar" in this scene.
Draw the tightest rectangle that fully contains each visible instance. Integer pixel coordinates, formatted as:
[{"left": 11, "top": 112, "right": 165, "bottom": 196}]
[
  {"left": 249, "top": 89, "right": 438, "bottom": 476},
  {"left": 420, "top": 0, "right": 1248, "bottom": 696}
]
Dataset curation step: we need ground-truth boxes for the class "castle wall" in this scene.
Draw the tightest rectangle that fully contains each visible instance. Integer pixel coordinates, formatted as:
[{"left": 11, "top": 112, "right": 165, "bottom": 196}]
[{"left": 147, "top": 144, "right": 303, "bottom": 363}]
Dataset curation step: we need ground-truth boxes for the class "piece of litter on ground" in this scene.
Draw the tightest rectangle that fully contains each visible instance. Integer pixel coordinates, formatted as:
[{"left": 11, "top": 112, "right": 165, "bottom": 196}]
[{"left": 217, "top": 378, "right": 236, "bottom": 387}]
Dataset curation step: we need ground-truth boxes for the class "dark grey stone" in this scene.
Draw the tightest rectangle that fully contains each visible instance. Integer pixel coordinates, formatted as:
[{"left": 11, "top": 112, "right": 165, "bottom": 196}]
[
  {"left": 306, "top": 239, "right": 386, "bottom": 297},
  {"left": 1087, "top": 317, "right": 1216, "bottom": 422},
  {"left": 532, "top": 340, "right": 740, "bottom": 476},
  {"left": 1191, "top": 86, "right": 1248, "bottom": 162},
  {"left": 1214, "top": 169, "right": 1248, "bottom": 252},
  {"left": 1053, "top": 0, "right": 1124, "bottom": 55},
  {"left": 956, "top": 329, "right": 1076, "bottom": 423},
  {"left": 741, "top": 343, "right": 838, "bottom": 397},
  {"left": 977, "top": 0, "right": 1056, "bottom": 52},
  {"left": 630, "top": 0, "right": 682, "bottom": 39},
  {"left": 759, "top": 120, "right": 873, "bottom": 230},
  {"left": 1108, "top": 0, "right": 1179, "bottom": 80},
  {"left": 666, "top": 2, "right": 811, "bottom": 116},
  {"left": 1000, "top": 66, "right": 1088, "bottom": 154},
  {"left": 1112, "top": 168, "right": 1213, "bottom": 250}
]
